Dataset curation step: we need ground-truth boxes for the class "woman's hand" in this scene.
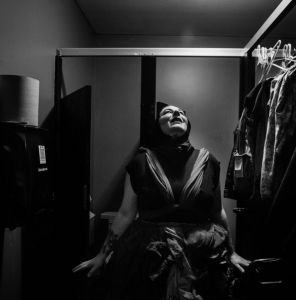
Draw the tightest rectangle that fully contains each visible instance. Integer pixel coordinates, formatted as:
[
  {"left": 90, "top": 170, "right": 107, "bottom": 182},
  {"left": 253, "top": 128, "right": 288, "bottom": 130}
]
[
  {"left": 72, "top": 254, "right": 106, "bottom": 278},
  {"left": 229, "top": 252, "right": 251, "bottom": 273}
]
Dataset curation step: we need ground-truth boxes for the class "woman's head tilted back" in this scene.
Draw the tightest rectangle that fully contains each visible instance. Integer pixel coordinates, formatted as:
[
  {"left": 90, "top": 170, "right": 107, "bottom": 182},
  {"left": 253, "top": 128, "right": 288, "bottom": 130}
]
[
  {"left": 159, "top": 105, "right": 188, "bottom": 138},
  {"left": 146, "top": 103, "right": 191, "bottom": 148}
]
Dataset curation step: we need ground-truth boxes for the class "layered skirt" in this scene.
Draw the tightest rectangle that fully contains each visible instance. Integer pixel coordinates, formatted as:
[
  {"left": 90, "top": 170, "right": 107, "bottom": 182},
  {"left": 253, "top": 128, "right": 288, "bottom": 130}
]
[{"left": 100, "top": 219, "right": 238, "bottom": 300}]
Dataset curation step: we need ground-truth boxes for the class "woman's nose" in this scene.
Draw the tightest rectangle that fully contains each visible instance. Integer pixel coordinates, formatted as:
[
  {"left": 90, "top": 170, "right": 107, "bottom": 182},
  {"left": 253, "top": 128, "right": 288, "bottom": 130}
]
[{"left": 172, "top": 110, "right": 180, "bottom": 116}]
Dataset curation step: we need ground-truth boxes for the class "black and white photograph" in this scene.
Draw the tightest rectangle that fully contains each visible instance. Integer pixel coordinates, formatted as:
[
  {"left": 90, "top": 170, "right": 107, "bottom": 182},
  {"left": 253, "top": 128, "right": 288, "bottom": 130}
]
[{"left": 0, "top": 1, "right": 295, "bottom": 299}]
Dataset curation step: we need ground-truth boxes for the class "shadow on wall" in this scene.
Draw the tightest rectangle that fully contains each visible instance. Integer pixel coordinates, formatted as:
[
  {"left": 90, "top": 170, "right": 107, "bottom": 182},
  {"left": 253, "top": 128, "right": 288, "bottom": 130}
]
[
  {"left": 0, "top": 226, "right": 4, "bottom": 290},
  {"left": 0, "top": 106, "right": 55, "bottom": 300},
  {"left": 21, "top": 213, "right": 54, "bottom": 300},
  {"left": 0, "top": 215, "right": 54, "bottom": 300},
  {"left": 40, "top": 67, "right": 67, "bottom": 133},
  {"left": 92, "top": 141, "right": 140, "bottom": 254}
]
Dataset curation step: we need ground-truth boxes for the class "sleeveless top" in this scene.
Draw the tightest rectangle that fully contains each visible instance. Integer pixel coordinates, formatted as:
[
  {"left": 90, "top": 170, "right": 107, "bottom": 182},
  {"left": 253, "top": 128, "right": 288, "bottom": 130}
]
[{"left": 126, "top": 148, "right": 221, "bottom": 224}]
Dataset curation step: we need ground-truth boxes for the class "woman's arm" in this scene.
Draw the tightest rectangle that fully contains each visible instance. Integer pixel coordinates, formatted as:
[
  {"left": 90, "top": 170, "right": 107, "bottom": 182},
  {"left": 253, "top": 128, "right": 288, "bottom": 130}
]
[
  {"left": 72, "top": 172, "right": 138, "bottom": 277},
  {"left": 100, "top": 172, "right": 138, "bottom": 257},
  {"left": 209, "top": 182, "right": 251, "bottom": 272}
]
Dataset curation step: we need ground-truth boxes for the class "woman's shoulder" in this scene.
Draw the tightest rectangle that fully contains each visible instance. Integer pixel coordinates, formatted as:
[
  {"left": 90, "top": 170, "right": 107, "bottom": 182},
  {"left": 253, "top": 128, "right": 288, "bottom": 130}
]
[
  {"left": 193, "top": 149, "right": 220, "bottom": 178},
  {"left": 130, "top": 152, "right": 146, "bottom": 164},
  {"left": 194, "top": 148, "right": 220, "bottom": 165},
  {"left": 208, "top": 152, "right": 220, "bottom": 166},
  {"left": 126, "top": 152, "right": 146, "bottom": 174},
  {"left": 195, "top": 149, "right": 221, "bottom": 187}
]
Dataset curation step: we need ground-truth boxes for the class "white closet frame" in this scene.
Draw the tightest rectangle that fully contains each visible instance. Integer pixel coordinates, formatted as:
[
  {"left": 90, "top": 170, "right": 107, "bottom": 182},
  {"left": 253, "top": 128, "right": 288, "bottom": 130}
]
[{"left": 56, "top": 0, "right": 295, "bottom": 59}]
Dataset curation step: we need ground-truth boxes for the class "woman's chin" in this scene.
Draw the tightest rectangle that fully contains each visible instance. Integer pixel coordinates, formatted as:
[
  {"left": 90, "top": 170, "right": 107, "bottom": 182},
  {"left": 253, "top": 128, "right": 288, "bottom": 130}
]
[{"left": 169, "top": 129, "right": 187, "bottom": 138}]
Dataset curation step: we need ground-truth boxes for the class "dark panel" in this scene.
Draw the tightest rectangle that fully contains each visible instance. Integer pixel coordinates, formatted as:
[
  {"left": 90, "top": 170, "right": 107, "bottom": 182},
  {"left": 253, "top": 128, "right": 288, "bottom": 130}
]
[
  {"left": 54, "top": 86, "right": 91, "bottom": 299},
  {"left": 140, "top": 56, "right": 156, "bottom": 146},
  {"left": 239, "top": 53, "right": 256, "bottom": 116},
  {"left": 235, "top": 54, "right": 256, "bottom": 257}
]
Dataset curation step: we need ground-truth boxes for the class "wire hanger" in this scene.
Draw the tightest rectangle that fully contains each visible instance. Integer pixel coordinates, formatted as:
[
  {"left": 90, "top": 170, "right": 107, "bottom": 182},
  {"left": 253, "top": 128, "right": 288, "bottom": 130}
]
[
  {"left": 282, "top": 43, "right": 296, "bottom": 66},
  {"left": 284, "top": 43, "right": 292, "bottom": 60},
  {"left": 257, "top": 41, "right": 296, "bottom": 84},
  {"left": 256, "top": 45, "right": 269, "bottom": 83},
  {"left": 257, "top": 40, "right": 296, "bottom": 83},
  {"left": 257, "top": 40, "right": 284, "bottom": 83},
  {"left": 271, "top": 43, "right": 296, "bottom": 72}
]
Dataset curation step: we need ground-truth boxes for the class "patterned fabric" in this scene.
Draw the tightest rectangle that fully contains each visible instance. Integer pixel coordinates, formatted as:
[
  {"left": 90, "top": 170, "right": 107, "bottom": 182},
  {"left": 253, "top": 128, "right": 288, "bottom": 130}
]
[
  {"left": 104, "top": 220, "right": 236, "bottom": 300},
  {"left": 157, "top": 224, "right": 230, "bottom": 300},
  {"left": 261, "top": 65, "right": 296, "bottom": 200},
  {"left": 245, "top": 78, "right": 273, "bottom": 199},
  {"left": 260, "top": 72, "right": 286, "bottom": 199}
]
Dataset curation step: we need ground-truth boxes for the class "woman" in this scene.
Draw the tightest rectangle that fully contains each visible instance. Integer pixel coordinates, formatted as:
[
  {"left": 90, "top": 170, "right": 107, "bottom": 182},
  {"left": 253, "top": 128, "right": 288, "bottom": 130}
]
[{"left": 73, "top": 103, "right": 250, "bottom": 300}]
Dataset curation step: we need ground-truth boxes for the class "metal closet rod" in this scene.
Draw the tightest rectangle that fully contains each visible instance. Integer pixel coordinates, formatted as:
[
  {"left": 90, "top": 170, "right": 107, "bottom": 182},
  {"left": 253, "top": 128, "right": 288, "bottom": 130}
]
[
  {"left": 56, "top": 48, "right": 245, "bottom": 57},
  {"left": 56, "top": 48, "right": 288, "bottom": 58}
]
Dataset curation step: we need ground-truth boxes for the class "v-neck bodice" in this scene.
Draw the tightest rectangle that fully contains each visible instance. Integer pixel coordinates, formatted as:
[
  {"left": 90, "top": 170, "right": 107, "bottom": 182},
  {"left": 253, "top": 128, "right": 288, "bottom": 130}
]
[
  {"left": 142, "top": 147, "right": 209, "bottom": 205},
  {"left": 126, "top": 149, "right": 221, "bottom": 223},
  {"left": 154, "top": 148, "right": 198, "bottom": 202}
]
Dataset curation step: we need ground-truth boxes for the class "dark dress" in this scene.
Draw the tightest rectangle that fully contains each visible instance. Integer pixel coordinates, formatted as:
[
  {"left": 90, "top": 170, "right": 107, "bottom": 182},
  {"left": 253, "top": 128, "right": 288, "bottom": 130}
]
[{"left": 104, "top": 148, "right": 236, "bottom": 300}]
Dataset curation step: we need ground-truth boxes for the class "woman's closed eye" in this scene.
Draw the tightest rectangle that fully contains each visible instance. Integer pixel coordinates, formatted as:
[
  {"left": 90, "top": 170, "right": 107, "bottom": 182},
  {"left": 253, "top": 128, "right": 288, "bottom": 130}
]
[
  {"left": 162, "top": 109, "right": 185, "bottom": 116},
  {"left": 162, "top": 109, "right": 173, "bottom": 115}
]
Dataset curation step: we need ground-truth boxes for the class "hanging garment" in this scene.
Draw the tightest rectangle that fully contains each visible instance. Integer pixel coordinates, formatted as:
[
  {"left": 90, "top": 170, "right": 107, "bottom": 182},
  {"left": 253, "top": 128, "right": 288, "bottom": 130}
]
[
  {"left": 261, "top": 65, "right": 296, "bottom": 201},
  {"left": 224, "top": 78, "right": 283, "bottom": 260},
  {"left": 243, "top": 78, "right": 273, "bottom": 199},
  {"left": 224, "top": 109, "right": 254, "bottom": 201},
  {"left": 266, "top": 144, "right": 296, "bottom": 231},
  {"left": 224, "top": 78, "right": 273, "bottom": 201}
]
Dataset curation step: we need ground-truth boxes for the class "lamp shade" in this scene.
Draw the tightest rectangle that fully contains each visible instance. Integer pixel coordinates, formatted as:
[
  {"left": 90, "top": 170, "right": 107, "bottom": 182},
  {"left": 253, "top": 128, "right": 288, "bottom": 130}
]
[{"left": 0, "top": 75, "right": 39, "bottom": 126}]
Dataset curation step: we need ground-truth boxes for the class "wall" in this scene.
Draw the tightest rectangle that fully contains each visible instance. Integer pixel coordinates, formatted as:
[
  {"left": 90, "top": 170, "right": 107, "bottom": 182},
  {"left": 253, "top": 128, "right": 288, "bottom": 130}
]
[
  {"left": 95, "top": 35, "right": 250, "bottom": 48},
  {"left": 92, "top": 55, "right": 239, "bottom": 250},
  {"left": 92, "top": 57, "right": 141, "bottom": 250},
  {"left": 92, "top": 37, "right": 245, "bottom": 254},
  {"left": 156, "top": 57, "right": 239, "bottom": 240},
  {"left": 0, "top": 1, "right": 95, "bottom": 299}
]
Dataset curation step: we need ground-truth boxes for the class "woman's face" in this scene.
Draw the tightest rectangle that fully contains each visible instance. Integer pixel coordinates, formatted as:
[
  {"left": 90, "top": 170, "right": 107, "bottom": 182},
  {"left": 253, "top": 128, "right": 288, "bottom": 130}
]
[{"left": 159, "top": 105, "right": 188, "bottom": 137}]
